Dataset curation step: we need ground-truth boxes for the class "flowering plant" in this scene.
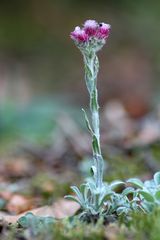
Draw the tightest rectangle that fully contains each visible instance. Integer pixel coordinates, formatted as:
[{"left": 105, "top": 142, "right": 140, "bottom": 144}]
[
  {"left": 71, "top": 20, "right": 111, "bottom": 191},
  {"left": 66, "top": 19, "right": 114, "bottom": 221},
  {"left": 66, "top": 19, "right": 160, "bottom": 222}
]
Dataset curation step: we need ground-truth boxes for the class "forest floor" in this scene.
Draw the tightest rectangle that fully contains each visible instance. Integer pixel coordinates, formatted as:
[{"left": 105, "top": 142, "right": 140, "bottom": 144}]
[{"left": 0, "top": 100, "right": 160, "bottom": 239}]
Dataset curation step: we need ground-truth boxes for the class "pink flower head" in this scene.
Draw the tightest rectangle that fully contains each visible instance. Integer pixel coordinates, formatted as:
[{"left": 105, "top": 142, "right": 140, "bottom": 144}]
[
  {"left": 96, "top": 23, "right": 111, "bottom": 39},
  {"left": 83, "top": 19, "right": 98, "bottom": 36},
  {"left": 70, "top": 20, "right": 111, "bottom": 50},
  {"left": 70, "top": 26, "right": 89, "bottom": 43}
]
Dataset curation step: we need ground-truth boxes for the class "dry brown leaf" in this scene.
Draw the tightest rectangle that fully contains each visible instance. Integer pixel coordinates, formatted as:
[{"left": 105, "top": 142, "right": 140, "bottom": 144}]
[
  {"left": 130, "top": 120, "right": 160, "bottom": 146},
  {"left": 5, "top": 158, "right": 32, "bottom": 177},
  {"left": 6, "top": 194, "right": 33, "bottom": 214},
  {"left": 52, "top": 199, "right": 80, "bottom": 218},
  {"left": 0, "top": 213, "right": 20, "bottom": 224},
  {"left": 0, "top": 206, "right": 56, "bottom": 224},
  {"left": 0, "top": 199, "right": 80, "bottom": 224},
  {"left": 103, "top": 101, "right": 134, "bottom": 141},
  {"left": 57, "top": 114, "right": 90, "bottom": 155},
  {"left": 0, "top": 191, "right": 13, "bottom": 201}
]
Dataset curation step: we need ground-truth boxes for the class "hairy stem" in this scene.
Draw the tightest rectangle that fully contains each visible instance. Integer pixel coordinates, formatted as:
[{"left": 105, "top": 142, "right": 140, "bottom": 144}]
[{"left": 83, "top": 51, "right": 104, "bottom": 189}]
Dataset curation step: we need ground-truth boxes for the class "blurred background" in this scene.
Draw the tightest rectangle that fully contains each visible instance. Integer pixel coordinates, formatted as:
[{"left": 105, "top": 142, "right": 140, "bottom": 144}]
[
  {"left": 1, "top": 0, "right": 160, "bottom": 217},
  {"left": 0, "top": 0, "right": 160, "bottom": 150},
  {"left": 0, "top": 0, "right": 160, "bottom": 105}
]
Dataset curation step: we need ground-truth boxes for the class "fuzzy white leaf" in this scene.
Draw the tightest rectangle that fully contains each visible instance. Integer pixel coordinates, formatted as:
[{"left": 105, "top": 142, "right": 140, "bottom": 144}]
[
  {"left": 127, "top": 178, "right": 144, "bottom": 189},
  {"left": 154, "top": 172, "right": 160, "bottom": 186}
]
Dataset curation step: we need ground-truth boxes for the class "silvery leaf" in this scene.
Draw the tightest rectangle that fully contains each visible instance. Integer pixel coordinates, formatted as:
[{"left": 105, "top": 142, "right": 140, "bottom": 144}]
[
  {"left": 154, "top": 172, "right": 160, "bottom": 186},
  {"left": 127, "top": 178, "right": 144, "bottom": 189},
  {"left": 139, "top": 190, "right": 154, "bottom": 202},
  {"left": 122, "top": 187, "right": 135, "bottom": 196},
  {"left": 110, "top": 180, "right": 125, "bottom": 190}
]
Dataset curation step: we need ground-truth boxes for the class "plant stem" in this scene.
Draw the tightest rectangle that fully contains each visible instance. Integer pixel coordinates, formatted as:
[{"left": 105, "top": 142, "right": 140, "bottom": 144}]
[{"left": 83, "top": 51, "right": 104, "bottom": 190}]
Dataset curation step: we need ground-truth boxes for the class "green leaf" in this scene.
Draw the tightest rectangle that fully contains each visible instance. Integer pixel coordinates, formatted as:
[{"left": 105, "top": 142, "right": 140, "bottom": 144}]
[
  {"left": 144, "top": 180, "right": 155, "bottom": 189},
  {"left": 91, "top": 89, "right": 98, "bottom": 112},
  {"left": 87, "top": 181, "right": 97, "bottom": 194},
  {"left": 139, "top": 190, "right": 155, "bottom": 202},
  {"left": 79, "top": 183, "right": 90, "bottom": 202},
  {"left": 80, "top": 184, "right": 86, "bottom": 194},
  {"left": 155, "top": 190, "right": 160, "bottom": 201},
  {"left": 140, "top": 202, "right": 153, "bottom": 213},
  {"left": 82, "top": 108, "right": 93, "bottom": 134},
  {"left": 98, "top": 191, "right": 113, "bottom": 207},
  {"left": 90, "top": 165, "right": 97, "bottom": 177},
  {"left": 122, "top": 187, "right": 135, "bottom": 196},
  {"left": 92, "top": 135, "right": 100, "bottom": 154},
  {"left": 84, "top": 185, "right": 89, "bottom": 202},
  {"left": 18, "top": 212, "right": 55, "bottom": 232},
  {"left": 85, "top": 63, "right": 92, "bottom": 79},
  {"left": 110, "top": 180, "right": 125, "bottom": 190},
  {"left": 84, "top": 64, "right": 94, "bottom": 93},
  {"left": 64, "top": 195, "right": 81, "bottom": 205},
  {"left": 154, "top": 172, "right": 160, "bottom": 185},
  {"left": 18, "top": 212, "right": 35, "bottom": 228},
  {"left": 70, "top": 186, "right": 85, "bottom": 205},
  {"left": 127, "top": 178, "right": 144, "bottom": 189},
  {"left": 117, "top": 207, "right": 129, "bottom": 215},
  {"left": 18, "top": 212, "right": 55, "bottom": 228}
]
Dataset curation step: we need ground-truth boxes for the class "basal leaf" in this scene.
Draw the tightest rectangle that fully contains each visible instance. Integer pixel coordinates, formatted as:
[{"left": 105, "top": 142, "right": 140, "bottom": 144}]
[
  {"left": 122, "top": 187, "right": 135, "bottom": 196},
  {"left": 70, "top": 186, "right": 85, "bottom": 205},
  {"left": 154, "top": 172, "right": 160, "bottom": 185},
  {"left": 155, "top": 190, "right": 160, "bottom": 201},
  {"left": 110, "top": 180, "right": 125, "bottom": 190},
  {"left": 64, "top": 195, "right": 81, "bottom": 205},
  {"left": 127, "top": 178, "right": 144, "bottom": 189},
  {"left": 139, "top": 190, "right": 154, "bottom": 202}
]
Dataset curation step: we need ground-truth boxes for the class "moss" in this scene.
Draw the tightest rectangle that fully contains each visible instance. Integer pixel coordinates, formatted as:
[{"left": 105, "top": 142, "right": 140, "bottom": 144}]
[
  {"left": 104, "top": 153, "right": 148, "bottom": 182},
  {"left": 30, "top": 173, "right": 71, "bottom": 203},
  {"left": 0, "top": 217, "right": 105, "bottom": 240},
  {"left": 53, "top": 219, "right": 105, "bottom": 240},
  {"left": 151, "top": 142, "right": 160, "bottom": 161},
  {"left": 126, "top": 207, "right": 160, "bottom": 240},
  {"left": 111, "top": 208, "right": 160, "bottom": 240},
  {"left": 2, "top": 209, "right": 160, "bottom": 240}
]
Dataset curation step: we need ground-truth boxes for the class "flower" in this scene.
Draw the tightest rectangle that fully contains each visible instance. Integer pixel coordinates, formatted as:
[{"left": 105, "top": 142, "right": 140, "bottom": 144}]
[
  {"left": 96, "top": 23, "right": 111, "bottom": 39},
  {"left": 70, "top": 26, "right": 88, "bottom": 43},
  {"left": 70, "top": 20, "right": 111, "bottom": 50},
  {"left": 83, "top": 19, "right": 98, "bottom": 36}
]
